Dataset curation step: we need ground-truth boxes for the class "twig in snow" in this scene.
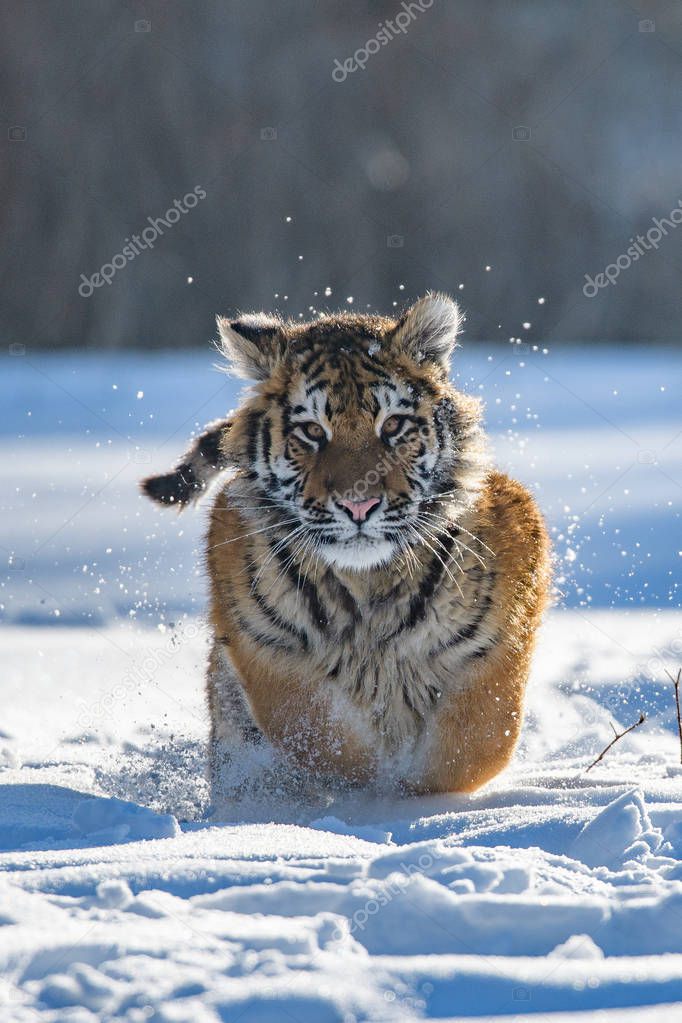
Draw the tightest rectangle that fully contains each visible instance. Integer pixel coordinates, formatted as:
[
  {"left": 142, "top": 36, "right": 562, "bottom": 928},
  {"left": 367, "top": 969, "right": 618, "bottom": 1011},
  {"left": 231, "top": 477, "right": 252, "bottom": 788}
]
[
  {"left": 665, "top": 668, "right": 682, "bottom": 765},
  {"left": 585, "top": 712, "right": 646, "bottom": 773}
]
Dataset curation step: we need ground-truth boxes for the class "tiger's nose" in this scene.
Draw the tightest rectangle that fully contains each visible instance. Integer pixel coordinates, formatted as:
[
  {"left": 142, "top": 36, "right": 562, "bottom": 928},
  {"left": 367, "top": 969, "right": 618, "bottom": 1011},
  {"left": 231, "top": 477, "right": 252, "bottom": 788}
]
[{"left": 337, "top": 497, "right": 381, "bottom": 522}]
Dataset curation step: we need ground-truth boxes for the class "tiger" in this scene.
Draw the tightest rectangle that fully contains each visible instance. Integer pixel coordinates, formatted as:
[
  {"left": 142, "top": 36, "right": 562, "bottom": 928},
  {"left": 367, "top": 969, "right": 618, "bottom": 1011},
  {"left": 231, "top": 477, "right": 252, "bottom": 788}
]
[{"left": 142, "top": 293, "right": 551, "bottom": 806}]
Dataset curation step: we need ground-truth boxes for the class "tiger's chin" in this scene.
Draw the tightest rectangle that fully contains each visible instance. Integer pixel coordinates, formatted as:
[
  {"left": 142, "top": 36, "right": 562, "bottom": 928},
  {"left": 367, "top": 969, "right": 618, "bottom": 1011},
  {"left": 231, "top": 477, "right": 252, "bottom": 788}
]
[{"left": 318, "top": 536, "right": 397, "bottom": 573}]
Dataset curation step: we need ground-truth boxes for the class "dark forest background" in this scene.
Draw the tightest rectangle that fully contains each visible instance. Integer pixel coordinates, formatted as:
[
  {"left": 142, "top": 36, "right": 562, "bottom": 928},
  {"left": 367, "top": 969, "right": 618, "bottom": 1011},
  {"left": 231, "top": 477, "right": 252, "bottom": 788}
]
[{"left": 3, "top": 0, "right": 682, "bottom": 350}]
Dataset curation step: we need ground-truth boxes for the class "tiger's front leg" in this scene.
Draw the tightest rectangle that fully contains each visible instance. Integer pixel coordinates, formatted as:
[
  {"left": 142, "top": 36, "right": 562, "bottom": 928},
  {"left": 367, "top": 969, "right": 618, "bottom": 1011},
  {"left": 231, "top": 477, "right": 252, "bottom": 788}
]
[
  {"left": 227, "top": 646, "right": 381, "bottom": 789},
  {"left": 208, "top": 639, "right": 381, "bottom": 812},
  {"left": 206, "top": 641, "right": 269, "bottom": 811},
  {"left": 409, "top": 646, "right": 528, "bottom": 794}
]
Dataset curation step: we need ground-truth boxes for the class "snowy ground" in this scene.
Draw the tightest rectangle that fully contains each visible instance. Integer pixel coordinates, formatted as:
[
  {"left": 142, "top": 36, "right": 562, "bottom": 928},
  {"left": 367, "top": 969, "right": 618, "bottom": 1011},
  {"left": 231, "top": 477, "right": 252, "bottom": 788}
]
[{"left": 1, "top": 344, "right": 681, "bottom": 1021}]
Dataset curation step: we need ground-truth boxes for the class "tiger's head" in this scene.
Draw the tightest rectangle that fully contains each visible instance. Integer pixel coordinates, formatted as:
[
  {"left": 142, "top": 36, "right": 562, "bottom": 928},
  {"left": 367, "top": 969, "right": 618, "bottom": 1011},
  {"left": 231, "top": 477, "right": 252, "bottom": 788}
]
[{"left": 214, "top": 293, "right": 487, "bottom": 572}]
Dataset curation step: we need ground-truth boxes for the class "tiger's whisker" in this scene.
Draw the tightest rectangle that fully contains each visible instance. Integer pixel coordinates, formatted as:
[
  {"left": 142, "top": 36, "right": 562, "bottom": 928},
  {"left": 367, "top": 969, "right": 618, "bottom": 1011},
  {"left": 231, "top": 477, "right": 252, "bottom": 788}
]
[{"left": 207, "top": 518, "right": 300, "bottom": 551}]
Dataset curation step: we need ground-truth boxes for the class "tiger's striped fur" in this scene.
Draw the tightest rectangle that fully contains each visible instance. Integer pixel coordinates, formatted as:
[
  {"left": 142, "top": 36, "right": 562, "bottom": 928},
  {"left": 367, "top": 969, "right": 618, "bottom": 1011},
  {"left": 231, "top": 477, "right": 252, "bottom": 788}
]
[{"left": 142, "top": 294, "right": 551, "bottom": 804}]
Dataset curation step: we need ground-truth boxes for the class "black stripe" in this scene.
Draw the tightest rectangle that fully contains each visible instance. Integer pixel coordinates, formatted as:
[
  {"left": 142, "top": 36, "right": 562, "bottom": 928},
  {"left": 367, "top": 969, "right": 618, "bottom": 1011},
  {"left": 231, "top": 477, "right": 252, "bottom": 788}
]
[
  {"left": 291, "top": 435, "right": 317, "bottom": 453},
  {"left": 300, "top": 577, "right": 330, "bottom": 633},
  {"left": 299, "top": 348, "right": 323, "bottom": 375},
  {"left": 403, "top": 530, "right": 457, "bottom": 630},
  {"left": 324, "top": 570, "right": 360, "bottom": 623},
  {"left": 464, "top": 636, "right": 497, "bottom": 660},
  {"left": 273, "top": 544, "right": 330, "bottom": 633},
  {"left": 224, "top": 589, "right": 298, "bottom": 653},
  {"left": 358, "top": 356, "right": 390, "bottom": 379},
  {"left": 434, "top": 408, "right": 446, "bottom": 451},
  {"left": 428, "top": 586, "right": 495, "bottom": 658},
  {"left": 305, "top": 365, "right": 328, "bottom": 389},
  {"left": 246, "top": 410, "right": 263, "bottom": 464},
  {"left": 250, "top": 584, "right": 310, "bottom": 651},
  {"left": 260, "top": 417, "right": 272, "bottom": 465},
  {"left": 236, "top": 614, "right": 297, "bottom": 652},
  {"left": 279, "top": 398, "right": 293, "bottom": 436}
]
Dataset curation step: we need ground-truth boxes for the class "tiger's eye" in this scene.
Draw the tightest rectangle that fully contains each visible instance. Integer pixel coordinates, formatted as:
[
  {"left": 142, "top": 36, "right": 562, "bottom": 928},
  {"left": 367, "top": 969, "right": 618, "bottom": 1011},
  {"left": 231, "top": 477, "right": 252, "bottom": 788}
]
[
  {"left": 382, "top": 415, "right": 403, "bottom": 437},
  {"left": 300, "top": 421, "right": 325, "bottom": 441}
]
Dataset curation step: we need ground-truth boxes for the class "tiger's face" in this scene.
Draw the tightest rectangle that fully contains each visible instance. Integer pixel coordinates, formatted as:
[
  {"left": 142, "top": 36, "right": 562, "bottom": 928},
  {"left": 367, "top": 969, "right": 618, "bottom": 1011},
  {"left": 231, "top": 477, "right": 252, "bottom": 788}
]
[{"left": 220, "top": 294, "right": 486, "bottom": 572}]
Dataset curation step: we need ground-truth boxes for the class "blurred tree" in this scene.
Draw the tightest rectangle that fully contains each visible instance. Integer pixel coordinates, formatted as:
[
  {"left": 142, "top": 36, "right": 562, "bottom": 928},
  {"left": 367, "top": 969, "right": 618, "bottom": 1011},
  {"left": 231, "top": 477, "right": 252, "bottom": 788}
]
[{"left": 1, "top": 0, "right": 681, "bottom": 348}]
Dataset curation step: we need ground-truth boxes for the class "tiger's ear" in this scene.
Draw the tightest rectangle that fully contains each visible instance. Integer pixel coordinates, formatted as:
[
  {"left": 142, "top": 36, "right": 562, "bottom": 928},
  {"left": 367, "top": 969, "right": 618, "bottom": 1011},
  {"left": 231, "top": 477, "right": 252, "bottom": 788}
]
[
  {"left": 217, "top": 312, "right": 288, "bottom": 380},
  {"left": 391, "top": 292, "right": 463, "bottom": 373}
]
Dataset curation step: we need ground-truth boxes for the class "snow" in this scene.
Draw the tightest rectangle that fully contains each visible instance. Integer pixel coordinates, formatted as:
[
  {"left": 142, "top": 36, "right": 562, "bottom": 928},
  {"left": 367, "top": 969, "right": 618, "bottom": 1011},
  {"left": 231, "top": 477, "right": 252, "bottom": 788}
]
[{"left": 1, "top": 345, "right": 681, "bottom": 1020}]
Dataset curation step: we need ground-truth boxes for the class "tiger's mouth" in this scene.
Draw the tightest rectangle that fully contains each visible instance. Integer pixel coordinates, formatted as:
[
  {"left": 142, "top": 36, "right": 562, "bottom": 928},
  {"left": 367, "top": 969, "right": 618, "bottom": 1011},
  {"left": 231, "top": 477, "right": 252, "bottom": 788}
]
[
  {"left": 311, "top": 511, "right": 405, "bottom": 570},
  {"left": 286, "top": 496, "right": 424, "bottom": 571},
  {"left": 318, "top": 532, "right": 398, "bottom": 571}
]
